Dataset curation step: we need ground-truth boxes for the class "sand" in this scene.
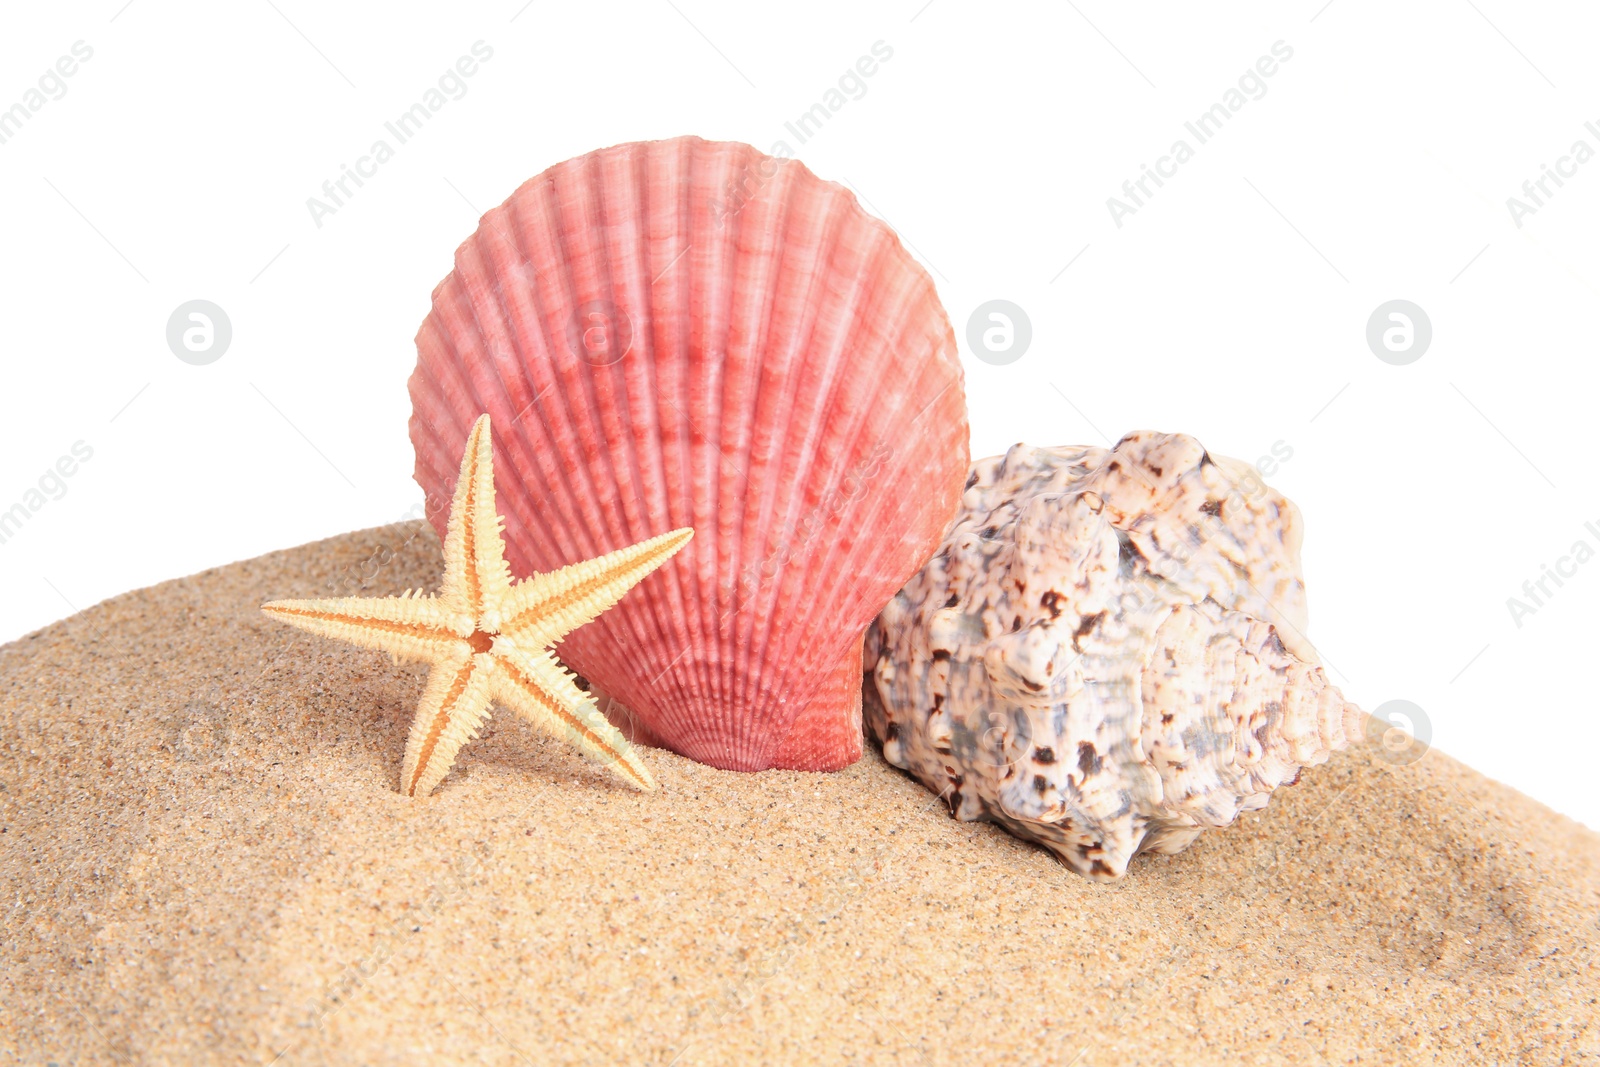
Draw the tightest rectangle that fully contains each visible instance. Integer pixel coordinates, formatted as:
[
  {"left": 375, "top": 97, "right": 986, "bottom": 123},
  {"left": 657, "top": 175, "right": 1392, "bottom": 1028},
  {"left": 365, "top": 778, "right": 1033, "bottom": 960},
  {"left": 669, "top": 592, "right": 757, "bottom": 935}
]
[{"left": 3, "top": 521, "right": 1598, "bottom": 1066}]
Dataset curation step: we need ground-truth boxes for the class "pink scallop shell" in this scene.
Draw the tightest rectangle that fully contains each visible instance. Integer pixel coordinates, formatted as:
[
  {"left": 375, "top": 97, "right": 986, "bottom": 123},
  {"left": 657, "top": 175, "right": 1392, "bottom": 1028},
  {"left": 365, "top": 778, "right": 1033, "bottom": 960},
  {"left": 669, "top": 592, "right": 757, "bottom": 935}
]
[{"left": 408, "top": 136, "right": 968, "bottom": 772}]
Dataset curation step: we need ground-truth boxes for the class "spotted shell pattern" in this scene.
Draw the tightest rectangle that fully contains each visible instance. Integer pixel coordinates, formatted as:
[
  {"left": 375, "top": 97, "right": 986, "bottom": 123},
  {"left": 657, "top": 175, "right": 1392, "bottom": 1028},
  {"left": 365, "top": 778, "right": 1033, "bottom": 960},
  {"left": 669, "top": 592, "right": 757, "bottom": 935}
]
[{"left": 863, "top": 432, "right": 1365, "bottom": 881}]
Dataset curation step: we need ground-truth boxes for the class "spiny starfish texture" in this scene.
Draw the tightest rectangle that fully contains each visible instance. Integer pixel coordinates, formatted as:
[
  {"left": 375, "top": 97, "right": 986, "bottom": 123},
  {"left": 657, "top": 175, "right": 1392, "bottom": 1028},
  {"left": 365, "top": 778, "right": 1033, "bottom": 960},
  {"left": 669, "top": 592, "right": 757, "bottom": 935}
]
[{"left": 262, "top": 414, "right": 692, "bottom": 796}]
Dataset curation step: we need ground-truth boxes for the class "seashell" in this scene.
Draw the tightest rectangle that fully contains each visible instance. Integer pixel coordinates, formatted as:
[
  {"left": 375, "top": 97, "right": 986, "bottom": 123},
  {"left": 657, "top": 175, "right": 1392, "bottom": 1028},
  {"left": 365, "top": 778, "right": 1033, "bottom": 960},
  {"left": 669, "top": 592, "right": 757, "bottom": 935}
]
[
  {"left": 863, "top": 432, "right": 1366, "bottom": 880},
  {"left": 409, "top": 136, "right": 969, "bottom": 773}
]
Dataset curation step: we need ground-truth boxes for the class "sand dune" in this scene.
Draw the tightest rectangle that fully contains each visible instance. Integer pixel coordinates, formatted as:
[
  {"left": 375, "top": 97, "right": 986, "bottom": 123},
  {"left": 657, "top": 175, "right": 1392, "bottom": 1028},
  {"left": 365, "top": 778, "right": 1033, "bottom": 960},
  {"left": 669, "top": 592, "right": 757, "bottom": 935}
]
[{"left": 3, "top": 522, "right": 1597, "bottom": 1065}]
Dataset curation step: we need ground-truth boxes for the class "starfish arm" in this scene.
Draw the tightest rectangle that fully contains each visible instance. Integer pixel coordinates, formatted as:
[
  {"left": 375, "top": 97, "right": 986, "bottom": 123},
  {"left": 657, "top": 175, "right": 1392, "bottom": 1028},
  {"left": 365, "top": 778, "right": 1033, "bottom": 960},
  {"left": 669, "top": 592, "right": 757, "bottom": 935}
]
[
  {"left": 261, "top": 592, "right": 469, "bottom": 664},
  {"left": 487, "top": 643, "right": 657, "bottom": 791},
  {"left": 400, "top": 653, "right": 497, "bottom": 797},
  {"left": 438, "top": 413, "right": 514, "bottom": 620},
  {"left": 492, "top": 527, "right": 694, "bottom": 646}
]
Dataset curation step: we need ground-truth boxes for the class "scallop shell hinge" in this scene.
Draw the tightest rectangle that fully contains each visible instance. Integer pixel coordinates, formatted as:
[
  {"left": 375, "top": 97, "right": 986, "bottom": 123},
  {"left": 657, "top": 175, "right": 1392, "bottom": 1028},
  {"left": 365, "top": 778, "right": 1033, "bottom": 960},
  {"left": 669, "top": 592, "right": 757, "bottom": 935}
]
[{"left": 863, "top": 432, "right": 1366, "bottom": 881}]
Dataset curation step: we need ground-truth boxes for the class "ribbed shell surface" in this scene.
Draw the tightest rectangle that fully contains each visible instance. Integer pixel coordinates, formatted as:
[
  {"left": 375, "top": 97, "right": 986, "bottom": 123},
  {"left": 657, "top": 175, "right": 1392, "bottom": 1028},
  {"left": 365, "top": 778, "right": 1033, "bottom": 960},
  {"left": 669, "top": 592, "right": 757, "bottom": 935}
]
[{"left": 409, "top": 137, "right": 969, "bottom": 772}]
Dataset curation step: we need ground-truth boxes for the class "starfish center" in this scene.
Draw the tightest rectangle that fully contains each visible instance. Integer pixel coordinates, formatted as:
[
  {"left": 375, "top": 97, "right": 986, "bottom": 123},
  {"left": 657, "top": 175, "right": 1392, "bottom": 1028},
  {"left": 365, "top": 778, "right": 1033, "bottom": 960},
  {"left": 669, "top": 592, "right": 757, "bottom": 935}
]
[{"left": 468, "top": 629, "right": 496, "bottom": 654}]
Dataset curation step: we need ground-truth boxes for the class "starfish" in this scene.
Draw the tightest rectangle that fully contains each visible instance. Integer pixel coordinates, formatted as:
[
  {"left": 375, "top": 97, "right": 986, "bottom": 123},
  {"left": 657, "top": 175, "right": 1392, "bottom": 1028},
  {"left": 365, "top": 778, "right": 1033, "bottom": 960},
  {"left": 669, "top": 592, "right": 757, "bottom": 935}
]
[{"left": 262, "top": 414, "right": 692, "bottom": 796}]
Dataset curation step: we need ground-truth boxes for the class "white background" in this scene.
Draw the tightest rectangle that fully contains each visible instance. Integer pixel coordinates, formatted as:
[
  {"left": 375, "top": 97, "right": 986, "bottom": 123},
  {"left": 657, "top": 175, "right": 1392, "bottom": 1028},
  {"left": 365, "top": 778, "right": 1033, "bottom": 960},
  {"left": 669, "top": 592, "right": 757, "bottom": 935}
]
[{"left": 2, "top": 1, "right": 1596, "bottom": 828}]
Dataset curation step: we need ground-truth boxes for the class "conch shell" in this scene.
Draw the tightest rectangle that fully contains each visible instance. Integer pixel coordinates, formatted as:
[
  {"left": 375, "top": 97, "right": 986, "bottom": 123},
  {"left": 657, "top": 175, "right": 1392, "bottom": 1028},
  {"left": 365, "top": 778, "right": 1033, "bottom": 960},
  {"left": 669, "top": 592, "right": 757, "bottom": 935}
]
[{"left": 864, "top": 432, "right": 1366, "bottom": 880}]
